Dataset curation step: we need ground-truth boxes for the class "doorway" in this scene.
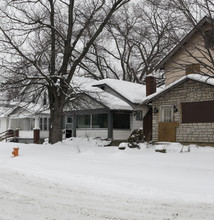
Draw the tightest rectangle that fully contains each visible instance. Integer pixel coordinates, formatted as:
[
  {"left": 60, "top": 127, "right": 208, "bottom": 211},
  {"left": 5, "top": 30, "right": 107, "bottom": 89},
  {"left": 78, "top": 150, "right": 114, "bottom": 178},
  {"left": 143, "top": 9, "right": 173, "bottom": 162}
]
[{"left": 65, "top": 116, "right": 73, "bottom": 138}]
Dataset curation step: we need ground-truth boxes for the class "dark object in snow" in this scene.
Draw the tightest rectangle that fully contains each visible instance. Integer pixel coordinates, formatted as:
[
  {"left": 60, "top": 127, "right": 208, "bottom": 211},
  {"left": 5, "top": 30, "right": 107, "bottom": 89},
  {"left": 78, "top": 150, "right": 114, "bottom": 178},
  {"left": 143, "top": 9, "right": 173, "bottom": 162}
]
[
  {"left": 128, "top": 128, "right": 144, "bottom": 149},
  {"left": 118, "top": 142, "right": 127, "bottom": 150},
  {"left": 155, "top": 149, "right": 166, "bottom": 153},
  {"left": 128, "top": 142, "right": 140, "bottom": 149}
]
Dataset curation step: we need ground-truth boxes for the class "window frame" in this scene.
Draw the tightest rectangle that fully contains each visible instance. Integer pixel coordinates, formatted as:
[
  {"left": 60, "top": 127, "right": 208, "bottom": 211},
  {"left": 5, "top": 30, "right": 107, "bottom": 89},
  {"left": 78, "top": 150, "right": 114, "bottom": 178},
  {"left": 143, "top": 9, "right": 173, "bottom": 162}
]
[
  {"left": 135, "top": 110, "right": 142, "bottom": 121},
  {"left": 40, "top": 117, "right": 50, "bottom": 131},
  {"left": 76, "top": 113, "right": 108, "bottom": 129},
  {"left": 186, "top": 64, "right": 200, "bottom": 75},
  {"left": 160, "top": 105, "right": 174, "bottom": 122},
  {"left": 204, "top": 29, "right": 214, "bottom": 49},
  {"left": 113, "top": 112, "right": 130, "bottom": 129}
]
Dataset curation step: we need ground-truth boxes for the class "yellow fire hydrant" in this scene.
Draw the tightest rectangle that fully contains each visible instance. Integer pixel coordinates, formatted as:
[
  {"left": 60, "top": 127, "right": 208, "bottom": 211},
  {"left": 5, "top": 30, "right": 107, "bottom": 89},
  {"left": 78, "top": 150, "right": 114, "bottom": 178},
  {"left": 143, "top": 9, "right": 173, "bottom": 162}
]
[{"left": 12, "top": 148, "right": 19, "bottom": 157}]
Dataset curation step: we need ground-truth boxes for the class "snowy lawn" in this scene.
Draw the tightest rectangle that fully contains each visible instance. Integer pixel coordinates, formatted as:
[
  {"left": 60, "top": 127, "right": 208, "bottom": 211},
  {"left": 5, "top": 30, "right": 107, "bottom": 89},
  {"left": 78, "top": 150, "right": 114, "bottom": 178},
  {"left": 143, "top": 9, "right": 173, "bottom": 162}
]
[{"left": 0, "top": 138, "right": 214, "bottom": 220}]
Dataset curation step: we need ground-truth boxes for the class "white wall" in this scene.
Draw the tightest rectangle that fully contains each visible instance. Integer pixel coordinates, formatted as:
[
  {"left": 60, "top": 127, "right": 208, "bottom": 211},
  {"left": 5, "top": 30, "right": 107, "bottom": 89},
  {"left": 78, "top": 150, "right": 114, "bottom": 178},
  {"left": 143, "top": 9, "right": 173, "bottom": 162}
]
[
  {"left": 19, "top": 130, "right": 33, "bottom": 138},
  {"left": 10, "top": 118, "right": 33, "bottom": 130},
  {"left": 76, "top": 129, "right": 108, "bottom": 139},
  {"left": 113, "top": 130, "right": 131, "bottom": 140},
  {"left": 19, "top": 130, "right": 48, "bottom": 139},
  {"left": 130, "top": 112, "right": 143, "bottom": 130},
  {"left": 0, "top": 118, "right": 8, "bottom": 133},
  {"left": 40, "top": 131, "right": 49, "bottom": 139}
]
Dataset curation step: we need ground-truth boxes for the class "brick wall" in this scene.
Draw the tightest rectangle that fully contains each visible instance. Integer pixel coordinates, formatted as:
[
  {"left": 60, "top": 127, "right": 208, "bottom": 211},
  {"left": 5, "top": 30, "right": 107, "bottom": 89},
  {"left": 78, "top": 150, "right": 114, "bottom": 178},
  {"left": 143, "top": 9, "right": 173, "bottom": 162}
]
[{"left": 152, "top": 79, "right": 214, "bottom": 143}]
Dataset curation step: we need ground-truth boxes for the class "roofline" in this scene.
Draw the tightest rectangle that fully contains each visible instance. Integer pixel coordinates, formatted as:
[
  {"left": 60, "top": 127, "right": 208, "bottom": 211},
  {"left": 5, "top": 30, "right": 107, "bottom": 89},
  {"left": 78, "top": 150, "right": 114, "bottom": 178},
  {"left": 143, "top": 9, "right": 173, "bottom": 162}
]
[
  {"left": 92, "top": 83, "right": 138, "bottom": 106},
  {"left": 142, "top": 78, "right": 188, "bottom": 104},
  {"left": 155, "top": 16, "right": 212, "bottom": 70},
  {"left": 142, "top": 75, "right": 214, "bottom": 104},
  {"left": 82, "top": 92, "right": 110, "bottom": 110},
  {"left": 74, "top": 92, "right": 132, "bottom": 111}
]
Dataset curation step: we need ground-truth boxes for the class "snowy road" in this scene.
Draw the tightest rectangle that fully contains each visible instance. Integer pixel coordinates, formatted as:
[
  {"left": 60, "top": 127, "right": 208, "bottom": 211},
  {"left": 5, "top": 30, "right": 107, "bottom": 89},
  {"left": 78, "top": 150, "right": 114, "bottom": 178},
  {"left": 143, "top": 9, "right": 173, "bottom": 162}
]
[{"left": 0, "top": 167, "right": 213, "bottom": 220}]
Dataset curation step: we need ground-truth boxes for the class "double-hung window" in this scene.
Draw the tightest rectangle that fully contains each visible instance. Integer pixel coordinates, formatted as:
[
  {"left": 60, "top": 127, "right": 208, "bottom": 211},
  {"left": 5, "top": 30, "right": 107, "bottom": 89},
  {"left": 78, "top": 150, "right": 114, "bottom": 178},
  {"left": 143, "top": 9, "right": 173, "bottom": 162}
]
[
  {"left": 40, "top": 117, "right": 49, "bottom": 130},
  {"left": 160, "top": 106, "right": 173, "bottom": 122}
]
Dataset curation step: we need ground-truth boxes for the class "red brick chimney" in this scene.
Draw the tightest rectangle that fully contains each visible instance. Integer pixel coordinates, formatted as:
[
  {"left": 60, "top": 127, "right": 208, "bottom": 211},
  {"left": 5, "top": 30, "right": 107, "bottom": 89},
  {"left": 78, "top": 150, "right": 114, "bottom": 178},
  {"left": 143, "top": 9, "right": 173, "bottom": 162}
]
[{"left": 146, "top": 75, "right": 156, "bottom": 96}]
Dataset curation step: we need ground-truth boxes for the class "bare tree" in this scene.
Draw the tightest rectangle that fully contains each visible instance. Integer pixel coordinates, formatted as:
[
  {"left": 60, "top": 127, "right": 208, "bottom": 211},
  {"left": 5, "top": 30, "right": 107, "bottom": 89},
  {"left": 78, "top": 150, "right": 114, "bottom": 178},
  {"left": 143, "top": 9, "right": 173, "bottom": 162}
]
[
  {"left": 82, "top": 1, "right": 179, "bottom": 84},
  {"left": 0, "top": 0, "right": 130, "bottom": 144}
]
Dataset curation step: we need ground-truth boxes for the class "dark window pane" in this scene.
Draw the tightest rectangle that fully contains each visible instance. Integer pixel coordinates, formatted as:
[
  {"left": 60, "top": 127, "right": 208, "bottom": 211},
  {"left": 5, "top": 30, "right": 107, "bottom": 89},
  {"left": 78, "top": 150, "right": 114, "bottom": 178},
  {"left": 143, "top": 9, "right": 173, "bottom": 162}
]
[
  {"left": 44, "top": 118, "right": 47, "bottom": 130},
  {"left": 182, "top": 101, "right": 214, "bottom": 123},
  {"left": 40, "top": 118, "right": 43, "bottom": 130},
  {"left": 113, "top": 112, "right": 130, "bottom": 129},
  {"left": 186, "top": 64, "right": 200, "bottom": 75},
  {"left": 204, "top": 30, "right": 214, "bottom": 49},
  {"left": 77, "top": 115, "right": 91, "bottom": 128},
  {"left": 92, "top": 114, "right": 108, "bottom": 128},
  {"left": 136, "top": 111, "right": 142, "bottom": 120},
  {"left": 67, "top": 117, "right": 72, "bottom": 124}
]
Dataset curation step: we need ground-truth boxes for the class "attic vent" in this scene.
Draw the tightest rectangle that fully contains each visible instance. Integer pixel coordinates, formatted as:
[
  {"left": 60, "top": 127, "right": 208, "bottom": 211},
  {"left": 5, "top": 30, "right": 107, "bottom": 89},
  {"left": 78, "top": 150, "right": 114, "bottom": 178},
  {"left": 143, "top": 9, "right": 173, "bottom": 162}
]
[
  {"left": 186, "top": 64, "right": 200, "bottom": 75},
  {"left": 204, "top": 30, "right": 214, "bottom": 49}
]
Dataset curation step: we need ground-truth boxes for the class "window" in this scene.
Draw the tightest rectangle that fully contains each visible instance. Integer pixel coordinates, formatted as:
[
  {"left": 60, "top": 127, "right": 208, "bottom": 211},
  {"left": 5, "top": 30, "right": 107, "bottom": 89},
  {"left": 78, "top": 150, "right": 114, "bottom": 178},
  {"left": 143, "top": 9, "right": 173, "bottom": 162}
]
[
  {"left": 44, "top": 118, "right": 47, "bottom": 130},
  {"left": 77, "top": 115, "right": 91, "bottom": 128},
  {"left": 40, "top": 117, "right": 49, "bottom": 130},
  {"left": 204, "top": 30, "right": 214, "bottom": 49},
  {"left": 160, "top": 106, "right": 173, "bottom": 122},
  {"left": 43, "top": 92, "right": 47, "bottom": 105},
  {"left": 31, "top": 118, "right": 35, "bottom": 130},
  {"left": 40, "top": 118, "right": 42, "bottom": 129},
  {"left": 92, "top": 114, "right": 108, "bottom": 128},
  {"left": 66, "top": 116, "right": 72, "bottom": 129},
  {"left": 67, "top": 117, "right": 72, "bottom": 124},
  {"left": 186, "top": 64, "right": 200, "bottom": 75},
  {"left": 113, "top": 112, "right": 130, "bottom": 129},
  {"left": 135, "top": 111, "right": 142, "bottom": 120},
  {"left": 182, "top": 101, "right": 214, "bottom": 123},
  {"left": 77, "top": 114, "right": 108, "bottom": 129}
]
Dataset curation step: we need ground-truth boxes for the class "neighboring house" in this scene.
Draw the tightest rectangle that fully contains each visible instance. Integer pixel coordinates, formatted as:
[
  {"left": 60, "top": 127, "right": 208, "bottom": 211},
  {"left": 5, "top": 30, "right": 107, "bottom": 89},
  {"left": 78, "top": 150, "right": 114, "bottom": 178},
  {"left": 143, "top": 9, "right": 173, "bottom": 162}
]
[
  {"left": 156, "top": 16, "right": 214, "bottom": 85},
  {"left": 143, "top": 16, "right": 214, "bottom": 145},
  {"left": 0, "top": 82, "right": 50, "bottom": 143},
  {"left": 0, "top": 102, "right": 49, "bottom": 143},
  {"left": 63, "top": 78, "right": 150, "bottom": 140},
  {"left": 143, "top": 74, "right": 214, "bottom": 144},
  {"left": 0, "top": 76, "right": 152, "bottom": 143}
]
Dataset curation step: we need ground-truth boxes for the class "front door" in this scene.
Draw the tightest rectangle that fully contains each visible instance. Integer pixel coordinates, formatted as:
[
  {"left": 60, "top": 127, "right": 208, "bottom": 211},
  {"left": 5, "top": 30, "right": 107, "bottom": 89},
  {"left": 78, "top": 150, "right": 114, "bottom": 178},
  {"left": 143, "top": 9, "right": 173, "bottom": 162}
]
[
  {"left": 158, "top": 105, "right": 179, "bottom": 142},
  {"left": 143, "top": 108, "right": 152, "bottom": 141},
  {"left": 158, "top": 122, "right": 178, "bottom": 142},
  {"left": 65, "top": 116, "right": 73, "bottom": 138}
]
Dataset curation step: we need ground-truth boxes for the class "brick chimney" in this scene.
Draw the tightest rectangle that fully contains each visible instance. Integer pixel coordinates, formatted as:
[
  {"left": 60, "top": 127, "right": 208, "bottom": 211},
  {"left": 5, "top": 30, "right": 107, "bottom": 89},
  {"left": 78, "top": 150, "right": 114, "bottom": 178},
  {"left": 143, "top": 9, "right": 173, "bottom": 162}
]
[{"left": 146, "top": 75, "right": 156, "bottom": 96}]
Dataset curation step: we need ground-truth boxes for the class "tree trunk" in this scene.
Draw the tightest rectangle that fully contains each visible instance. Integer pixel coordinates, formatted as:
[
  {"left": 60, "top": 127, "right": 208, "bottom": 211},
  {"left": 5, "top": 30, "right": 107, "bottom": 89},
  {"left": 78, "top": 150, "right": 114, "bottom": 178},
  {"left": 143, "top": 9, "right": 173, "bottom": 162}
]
[
  {"left": 48, "top": 87, "right": 65, "bottom": 144},
  {"left": 49, "top": 104, "right": 64, "bottom": 144}
]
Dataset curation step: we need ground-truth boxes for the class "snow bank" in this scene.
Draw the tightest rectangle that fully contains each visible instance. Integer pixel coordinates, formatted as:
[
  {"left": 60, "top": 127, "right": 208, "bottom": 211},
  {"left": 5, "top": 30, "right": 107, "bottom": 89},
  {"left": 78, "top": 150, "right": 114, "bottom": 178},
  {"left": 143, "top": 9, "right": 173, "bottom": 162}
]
[{"left": 0, "top": 139, "right": 214, "bottom": 204}]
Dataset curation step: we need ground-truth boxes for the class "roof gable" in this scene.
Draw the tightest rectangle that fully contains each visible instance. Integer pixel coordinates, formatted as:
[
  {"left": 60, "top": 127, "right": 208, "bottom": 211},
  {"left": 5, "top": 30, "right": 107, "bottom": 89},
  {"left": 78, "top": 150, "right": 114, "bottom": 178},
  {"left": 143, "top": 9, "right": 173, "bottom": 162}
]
[
  {"left": 156, "top": 16, "right": 213, "bottom": 70},
  {"left": 93, "top": 79, "right": 146, "bottom": 104},
  {"left": 70, "top": 76, "right": 133, "bottom": 111}
]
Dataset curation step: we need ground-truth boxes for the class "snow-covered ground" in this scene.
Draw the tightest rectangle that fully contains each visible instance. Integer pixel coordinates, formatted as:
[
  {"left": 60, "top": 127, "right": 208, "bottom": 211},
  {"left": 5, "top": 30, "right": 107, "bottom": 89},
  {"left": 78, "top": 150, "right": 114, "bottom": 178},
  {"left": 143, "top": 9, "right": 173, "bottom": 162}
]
[{"left": 0, "top": 138, "right": 214, "bottom": 220}]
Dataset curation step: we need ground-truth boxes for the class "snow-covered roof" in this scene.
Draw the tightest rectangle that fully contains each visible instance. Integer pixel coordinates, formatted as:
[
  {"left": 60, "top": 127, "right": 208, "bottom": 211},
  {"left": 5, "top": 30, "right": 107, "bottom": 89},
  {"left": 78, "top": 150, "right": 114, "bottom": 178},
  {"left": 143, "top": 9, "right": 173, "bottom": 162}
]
[
  {"left": 87, "top": 87, "right": 133, "bottom": 111},
  {"left": 92, "top": 79, "right": 147, "bottom": 104},
  {"left": 71, "top": 76, "right": 133, "bottom": 110},
  {"left": 142, "top": 74, "right": 214, "bottom": 104}
]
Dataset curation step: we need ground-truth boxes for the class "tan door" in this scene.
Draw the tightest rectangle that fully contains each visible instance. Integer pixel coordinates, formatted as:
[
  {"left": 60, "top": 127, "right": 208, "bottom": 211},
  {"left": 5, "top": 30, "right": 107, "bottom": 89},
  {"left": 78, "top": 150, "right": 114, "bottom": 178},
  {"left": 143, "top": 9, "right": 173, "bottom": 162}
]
[{"left": 158, "top": 122, "right": 179, "bottom": 142}]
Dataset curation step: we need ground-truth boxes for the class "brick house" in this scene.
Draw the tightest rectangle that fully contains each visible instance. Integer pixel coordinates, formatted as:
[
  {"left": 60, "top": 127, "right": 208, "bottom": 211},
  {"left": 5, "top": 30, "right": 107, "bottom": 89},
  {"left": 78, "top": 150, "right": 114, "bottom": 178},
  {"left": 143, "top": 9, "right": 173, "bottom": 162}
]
[
  {"left": 142, "top": 16, "right": 214, "bottom": 145},
  {"left": 143, "top": 74, "right": 214, "bottom": 144}
]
